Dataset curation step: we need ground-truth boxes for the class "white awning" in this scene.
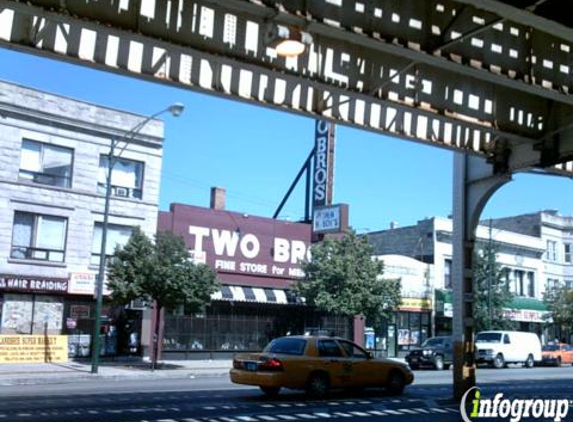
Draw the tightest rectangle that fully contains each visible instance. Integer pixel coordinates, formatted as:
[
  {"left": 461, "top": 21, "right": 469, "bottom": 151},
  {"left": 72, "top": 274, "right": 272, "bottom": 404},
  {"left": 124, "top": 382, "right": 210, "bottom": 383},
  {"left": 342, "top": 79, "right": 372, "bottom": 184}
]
[{"left": 210, "top": 285, "right": 294, "bottom": 304}]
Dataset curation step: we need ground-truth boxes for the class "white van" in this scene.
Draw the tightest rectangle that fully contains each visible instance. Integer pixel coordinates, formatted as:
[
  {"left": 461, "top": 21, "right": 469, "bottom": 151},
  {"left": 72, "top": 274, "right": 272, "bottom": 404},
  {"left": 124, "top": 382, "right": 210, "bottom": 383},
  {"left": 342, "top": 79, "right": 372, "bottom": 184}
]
[{"left": 475, "top": 331, "right": 542, "bottom": 369}]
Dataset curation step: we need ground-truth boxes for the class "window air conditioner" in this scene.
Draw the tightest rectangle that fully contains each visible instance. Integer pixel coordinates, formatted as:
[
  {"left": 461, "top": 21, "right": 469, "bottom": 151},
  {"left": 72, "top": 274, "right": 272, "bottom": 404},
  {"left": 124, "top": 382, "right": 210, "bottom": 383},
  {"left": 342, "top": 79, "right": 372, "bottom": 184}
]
[{"left": 115, "top": 187, "right": 129, "bottom": 197}]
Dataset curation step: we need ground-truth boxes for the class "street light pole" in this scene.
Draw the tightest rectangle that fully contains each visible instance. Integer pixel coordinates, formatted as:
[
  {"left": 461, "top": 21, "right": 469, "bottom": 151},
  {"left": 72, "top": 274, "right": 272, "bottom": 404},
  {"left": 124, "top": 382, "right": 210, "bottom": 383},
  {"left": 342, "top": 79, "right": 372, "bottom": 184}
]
[{"left": 91, "top": 103, "right": 184, "bottom": 374}]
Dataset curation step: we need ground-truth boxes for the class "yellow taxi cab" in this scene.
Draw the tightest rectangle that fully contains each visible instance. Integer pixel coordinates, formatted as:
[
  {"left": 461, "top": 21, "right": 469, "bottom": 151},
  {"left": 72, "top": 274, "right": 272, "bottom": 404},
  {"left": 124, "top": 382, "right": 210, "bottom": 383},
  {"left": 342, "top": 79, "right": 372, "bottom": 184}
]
[{"left": 229, "top": 335, "right": 414, "bottom": 397}]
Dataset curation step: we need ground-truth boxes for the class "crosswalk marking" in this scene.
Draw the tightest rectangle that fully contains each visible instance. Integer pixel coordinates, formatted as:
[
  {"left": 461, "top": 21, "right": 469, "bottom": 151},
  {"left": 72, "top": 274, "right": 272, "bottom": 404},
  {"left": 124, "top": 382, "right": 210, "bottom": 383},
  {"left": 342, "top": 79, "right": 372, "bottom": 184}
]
[
  {"left": 349, "top": 411, "right": 370, "bottom": 417},
  {"left": 382, "top": 409, "right": 402, "bottom": 415},
  {"left": 294, "top": 413, "right": 317, "bottom": 419},
  {"left": 368, "top": 411, "right": 387, "bottom": 416},
  {"left": 259, "top": 416, "right": 278, "bottom": 421},
  {"left": 331, "top": 412, "right": 352, "bottom": 417},
  {"left": 396, "top": 409, "right": 418, "bottom": 414}
]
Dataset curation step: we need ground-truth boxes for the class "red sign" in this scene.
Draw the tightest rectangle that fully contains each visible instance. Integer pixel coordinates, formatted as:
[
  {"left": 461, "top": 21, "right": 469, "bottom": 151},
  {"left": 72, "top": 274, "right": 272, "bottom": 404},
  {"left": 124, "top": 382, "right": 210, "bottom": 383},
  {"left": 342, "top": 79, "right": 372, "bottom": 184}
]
[{"left": 159, "top": 204, "right": 312, "bottom": 287}]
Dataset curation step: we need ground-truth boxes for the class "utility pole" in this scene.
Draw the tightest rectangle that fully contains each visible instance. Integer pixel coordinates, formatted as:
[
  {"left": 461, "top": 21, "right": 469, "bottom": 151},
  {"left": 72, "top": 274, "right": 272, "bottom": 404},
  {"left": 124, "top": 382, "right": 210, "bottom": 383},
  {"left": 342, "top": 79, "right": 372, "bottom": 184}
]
[{"left": 488, "top": 219, "right": 493, "bottom": 330}]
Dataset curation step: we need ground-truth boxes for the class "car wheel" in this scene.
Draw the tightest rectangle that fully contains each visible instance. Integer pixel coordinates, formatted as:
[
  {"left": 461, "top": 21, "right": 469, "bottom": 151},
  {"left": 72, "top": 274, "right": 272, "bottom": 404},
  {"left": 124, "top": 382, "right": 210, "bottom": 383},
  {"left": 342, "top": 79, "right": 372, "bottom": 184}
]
[
  {"left": 306, "top": 372, "right": 329, "bottom": 398},
  {"left": 493, "top": 353, "right": 505, "bottom": 369},
  {"left": 434, "top": 356, "right": 444, "bottom": 370},
  {"left": 260, "top": 386, "right": 281, "bottom": 397},
  {"left": 556, "top": 357, "right": 562, "bottom": 367},
  {"left": 386, "top": 370, "right": 406, "bottom": 395},
  {"left": 524, "top": 354, "right": 534, "bottom": 368},
  {"left": 409, "top": 364, "right": 419, "bottom": 370},
  {"left": 443, "top": 364, "right": 451, "bottom": 370}
]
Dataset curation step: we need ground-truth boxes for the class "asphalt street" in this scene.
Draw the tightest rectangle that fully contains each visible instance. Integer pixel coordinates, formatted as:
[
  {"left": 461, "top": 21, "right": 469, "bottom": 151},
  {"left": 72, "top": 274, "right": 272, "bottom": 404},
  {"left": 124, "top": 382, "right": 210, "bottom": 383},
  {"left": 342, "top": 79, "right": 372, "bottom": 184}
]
[{"left": 0, "top": 366, "right": 572, "bottom": 422}]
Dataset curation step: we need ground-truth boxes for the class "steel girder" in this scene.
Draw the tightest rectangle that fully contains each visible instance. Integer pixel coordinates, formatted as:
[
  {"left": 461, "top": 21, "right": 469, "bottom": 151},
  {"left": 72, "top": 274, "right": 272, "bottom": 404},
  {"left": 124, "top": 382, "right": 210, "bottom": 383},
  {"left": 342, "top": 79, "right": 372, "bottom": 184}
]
[{"left": 0, "top": 0, "right": 572, "bottom": 175}]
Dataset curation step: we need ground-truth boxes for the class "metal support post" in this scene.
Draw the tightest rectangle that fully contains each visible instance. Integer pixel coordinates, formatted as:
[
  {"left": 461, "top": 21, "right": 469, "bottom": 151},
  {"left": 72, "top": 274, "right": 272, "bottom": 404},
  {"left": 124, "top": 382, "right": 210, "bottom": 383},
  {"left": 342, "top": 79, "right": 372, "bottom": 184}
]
[{"left": 452, "top": 152, "right": 510, "bottom": 400}]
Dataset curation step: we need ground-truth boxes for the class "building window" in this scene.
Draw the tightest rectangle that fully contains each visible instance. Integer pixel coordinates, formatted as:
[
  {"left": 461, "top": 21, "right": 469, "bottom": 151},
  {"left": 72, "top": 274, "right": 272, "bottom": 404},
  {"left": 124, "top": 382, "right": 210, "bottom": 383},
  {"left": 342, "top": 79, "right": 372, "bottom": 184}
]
[
  {"left": 10, "top": 211, "right": 67, "bottom": 262},
  {"left": 527, "top": 272, "right": 535, "bottom": 298},
  {"left": 98, "top": 155, "right": 144, "bottom": 199},
  {"left": 546, "top": 240, "right": 557, "bottom": 262},
  {"left": 19, "top": 140, "right": 73, "bottom": 188},
  {"left": 444, "top": 259, "right": 452, "bottom": 289},
  {"left": 565, "top": 280, "right": 573, "bottom": 290},
  {"left": 91, "top": 223, "right": 134, "bottom": 265},
  {"left": 565, "top": 243, "right": 572, "bottom": 263},
  {"left": 546, "top": 278, "right": 559, "bottom": 292},
  {"left": 514, "top": 270, "right": 525, "bottom": 296}
]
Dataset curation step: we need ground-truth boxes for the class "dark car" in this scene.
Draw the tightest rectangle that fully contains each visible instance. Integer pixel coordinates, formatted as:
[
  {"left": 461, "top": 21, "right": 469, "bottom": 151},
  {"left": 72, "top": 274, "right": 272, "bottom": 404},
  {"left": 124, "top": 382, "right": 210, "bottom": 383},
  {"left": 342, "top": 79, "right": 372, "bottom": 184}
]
[{"left": 405, "top": 336, "right": 453, "bottom": 370}]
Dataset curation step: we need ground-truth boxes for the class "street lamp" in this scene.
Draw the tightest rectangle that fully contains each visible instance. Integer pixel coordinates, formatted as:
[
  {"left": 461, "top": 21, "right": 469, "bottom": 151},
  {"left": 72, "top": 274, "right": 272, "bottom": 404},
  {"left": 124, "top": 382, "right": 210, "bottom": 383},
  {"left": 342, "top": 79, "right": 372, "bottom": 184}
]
[{"left": 91, "top": 103, "right": 184, "bottom": 374}]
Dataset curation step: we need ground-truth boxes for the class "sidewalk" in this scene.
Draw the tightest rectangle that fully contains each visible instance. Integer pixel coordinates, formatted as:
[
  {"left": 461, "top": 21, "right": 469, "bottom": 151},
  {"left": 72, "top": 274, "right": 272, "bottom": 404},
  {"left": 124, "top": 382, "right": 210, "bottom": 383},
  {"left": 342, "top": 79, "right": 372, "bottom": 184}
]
[
  {"left": 0, "top": 358, "right": 233, "bottom": 386},
  {"left": 0, "top": 357, "right": 408, "bottom": 386}
]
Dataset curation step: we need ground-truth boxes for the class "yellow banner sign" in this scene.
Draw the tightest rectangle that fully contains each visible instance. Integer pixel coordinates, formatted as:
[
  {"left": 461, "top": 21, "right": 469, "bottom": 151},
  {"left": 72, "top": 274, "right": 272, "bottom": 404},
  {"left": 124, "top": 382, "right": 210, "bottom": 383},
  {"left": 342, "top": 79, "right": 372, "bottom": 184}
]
[
  {"left": 0, "top": 335, "right": 68, "bottom": 363},
  {"left": 399, "top": 297, "right": 433, "bottom": 311}
]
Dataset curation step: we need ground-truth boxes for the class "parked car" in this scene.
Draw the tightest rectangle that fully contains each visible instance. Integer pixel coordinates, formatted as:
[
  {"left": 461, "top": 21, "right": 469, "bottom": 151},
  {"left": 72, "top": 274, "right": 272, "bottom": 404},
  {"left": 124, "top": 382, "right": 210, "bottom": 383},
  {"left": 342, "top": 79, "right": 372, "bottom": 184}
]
[
  {"left": 475, "top": 331, "right": 542, "bottom": 369},
  {"left": 405, "top": 336, "right": 453, "bottom": 370},
  {"left": 541, "top": 343, "right": 573, "bottom": 366},
  {"left": 230, "top": 335, "right": 414, "bottom": 397}
]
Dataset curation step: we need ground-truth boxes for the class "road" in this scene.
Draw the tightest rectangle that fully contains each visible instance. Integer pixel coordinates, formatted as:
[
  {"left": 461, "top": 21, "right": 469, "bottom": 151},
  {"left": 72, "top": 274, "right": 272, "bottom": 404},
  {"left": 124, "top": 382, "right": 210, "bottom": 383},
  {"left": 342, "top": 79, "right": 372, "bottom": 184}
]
[{"left": 1, "top": 366, "right": 572, "bottom": 422}]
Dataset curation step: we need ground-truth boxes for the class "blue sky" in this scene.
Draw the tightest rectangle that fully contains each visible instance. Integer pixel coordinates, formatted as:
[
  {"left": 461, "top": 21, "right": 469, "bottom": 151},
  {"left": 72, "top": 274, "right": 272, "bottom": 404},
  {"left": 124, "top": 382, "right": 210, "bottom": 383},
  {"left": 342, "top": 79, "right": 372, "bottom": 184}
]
[{"left": 1, "top": 48, "right": 573, "bottom": 232}]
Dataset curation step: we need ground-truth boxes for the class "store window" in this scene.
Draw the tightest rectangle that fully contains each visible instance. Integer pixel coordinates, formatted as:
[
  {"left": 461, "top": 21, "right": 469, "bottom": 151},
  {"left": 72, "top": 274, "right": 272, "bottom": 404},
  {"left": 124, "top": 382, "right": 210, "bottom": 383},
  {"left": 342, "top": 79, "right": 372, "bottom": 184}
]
[
  {"left": 10, "top": 211, "right": 67, "bottom": 262},
  {"left": 1, "top": 294, "right": 63, "bottom": 335},
  {"left": 98, "top": 155, "right": 144, "bottom": 199},
  {"left": 19, "top": 139, "right": 73, "bottom": 188},
  {"left": 91, "top": 223, "right": 134, "bottom": 265},
  {"left": 396, "top": 311, "right": 430, "bottom": 353}
]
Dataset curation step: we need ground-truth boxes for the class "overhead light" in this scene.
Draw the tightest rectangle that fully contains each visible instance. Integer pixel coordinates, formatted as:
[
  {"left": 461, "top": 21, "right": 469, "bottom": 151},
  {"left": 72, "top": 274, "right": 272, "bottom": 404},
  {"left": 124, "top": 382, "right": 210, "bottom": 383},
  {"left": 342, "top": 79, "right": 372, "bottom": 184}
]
[
  {"left": 167, "top": 102, "right": 185, "bottom": 117},
  {"left": 265, "top": 24, "right": 313, "bottom": 58}
]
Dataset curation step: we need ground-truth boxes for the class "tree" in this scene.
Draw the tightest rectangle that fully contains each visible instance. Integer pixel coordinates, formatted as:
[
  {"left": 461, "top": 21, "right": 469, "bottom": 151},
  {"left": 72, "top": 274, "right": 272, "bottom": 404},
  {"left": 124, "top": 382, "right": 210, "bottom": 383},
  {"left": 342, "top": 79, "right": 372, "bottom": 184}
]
[
  {"left": 472, "top": 242, "right": 516, "bottom": 332},
  {"left": 543, "top": 284, "right": 573, "bottom": 341},
  {"left": 294, "top": 232, "right": 401, "bottom": 335},
  {"left": 107, "top": 227, "right": 219, "bottom": 368}
]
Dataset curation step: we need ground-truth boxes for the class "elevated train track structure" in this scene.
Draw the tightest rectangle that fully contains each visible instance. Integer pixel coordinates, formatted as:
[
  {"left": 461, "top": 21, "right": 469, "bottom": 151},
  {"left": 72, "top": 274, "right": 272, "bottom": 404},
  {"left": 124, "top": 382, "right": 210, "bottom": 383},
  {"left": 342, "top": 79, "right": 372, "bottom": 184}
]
[{"left": 1, "top": 0, "right": 573, "bottom": 398}]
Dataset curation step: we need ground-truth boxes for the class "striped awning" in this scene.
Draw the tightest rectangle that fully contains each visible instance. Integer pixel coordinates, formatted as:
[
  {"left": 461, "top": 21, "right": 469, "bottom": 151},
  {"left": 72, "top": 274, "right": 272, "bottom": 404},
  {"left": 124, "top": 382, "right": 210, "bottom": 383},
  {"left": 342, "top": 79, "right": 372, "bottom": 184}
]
[{"left": 211, "top": 285, "right": 296, "bottom": 304}]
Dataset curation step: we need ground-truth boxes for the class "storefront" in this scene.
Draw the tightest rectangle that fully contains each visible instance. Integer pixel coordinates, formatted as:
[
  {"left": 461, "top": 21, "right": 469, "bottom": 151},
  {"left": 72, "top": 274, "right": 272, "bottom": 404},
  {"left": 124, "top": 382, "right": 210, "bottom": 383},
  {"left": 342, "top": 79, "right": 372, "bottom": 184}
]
[
  {"left": 367, "top": 255, "right": 433, "bottom": 358},
  {"left": 158, "top": 202, "right": 353, "bottom": 359},
  {"left": 435, "top": 289, "right": 550, "bottom": 341},
  {"left": 0, "top": 273, "right": 142, "bottom": 358}
]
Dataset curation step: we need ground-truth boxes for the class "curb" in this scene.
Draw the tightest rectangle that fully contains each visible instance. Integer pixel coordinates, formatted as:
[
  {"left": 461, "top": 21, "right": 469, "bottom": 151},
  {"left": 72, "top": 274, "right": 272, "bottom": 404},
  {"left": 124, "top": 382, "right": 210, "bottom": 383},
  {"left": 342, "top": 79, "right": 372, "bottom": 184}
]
[{"left": 0, "top": 369, "right": 231, "bottom": 386}]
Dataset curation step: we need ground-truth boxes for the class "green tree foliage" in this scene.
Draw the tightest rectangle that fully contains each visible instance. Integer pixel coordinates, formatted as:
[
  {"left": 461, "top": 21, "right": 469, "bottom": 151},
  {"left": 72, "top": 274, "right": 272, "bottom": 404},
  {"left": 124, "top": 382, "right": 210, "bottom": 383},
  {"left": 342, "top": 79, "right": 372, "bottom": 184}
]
[
  {"left": 472, "top": 242, "right": 516, "bottom": 332},
  {"left": 107, "top": 227, "right": 219, "bottom": 312},
  {"left": 295, "top": 232, "right": 401, "bottom": 332},
  {"left": 543, "top": 284, "right": 573, "bottom": 334}
]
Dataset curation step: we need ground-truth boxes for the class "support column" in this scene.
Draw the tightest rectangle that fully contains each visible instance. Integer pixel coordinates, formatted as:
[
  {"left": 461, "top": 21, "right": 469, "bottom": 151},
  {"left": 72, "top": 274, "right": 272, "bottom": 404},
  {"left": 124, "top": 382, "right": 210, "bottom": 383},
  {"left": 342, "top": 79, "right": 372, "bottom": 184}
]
[{"left": 452, "top": 153, "right": 510, "bottom": 400}]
